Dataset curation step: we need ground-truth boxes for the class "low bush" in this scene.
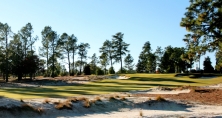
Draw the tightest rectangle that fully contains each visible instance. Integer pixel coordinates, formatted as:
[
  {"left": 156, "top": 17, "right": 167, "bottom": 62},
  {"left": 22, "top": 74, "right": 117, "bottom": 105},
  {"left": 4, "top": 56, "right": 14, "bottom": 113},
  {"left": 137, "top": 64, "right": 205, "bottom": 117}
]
[
  {"left": 96, "top": 67, "right": 104, "bottom": 75},
  {"left": 109, "top": 67, "right": 115, "bottom": 74}
]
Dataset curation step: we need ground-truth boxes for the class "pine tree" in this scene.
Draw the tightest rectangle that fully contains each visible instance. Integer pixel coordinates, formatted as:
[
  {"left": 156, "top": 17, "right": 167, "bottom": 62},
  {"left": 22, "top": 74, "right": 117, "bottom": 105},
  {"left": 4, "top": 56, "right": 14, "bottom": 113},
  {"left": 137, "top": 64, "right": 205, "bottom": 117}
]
[
  {"left": 78, "top": 43, "right": 90, "bottom": 74},
  {"left": 0, "top": 22, "right": 12, "bottom": 82},
  {"left": 112, "top": 32, "right": 129, "bottom": 73},
  {"left": 124, "top": 54, "right": 134, "bottom": 72},
  {"left": 203, "top": 56, "right": 214, "bottom": 73}
]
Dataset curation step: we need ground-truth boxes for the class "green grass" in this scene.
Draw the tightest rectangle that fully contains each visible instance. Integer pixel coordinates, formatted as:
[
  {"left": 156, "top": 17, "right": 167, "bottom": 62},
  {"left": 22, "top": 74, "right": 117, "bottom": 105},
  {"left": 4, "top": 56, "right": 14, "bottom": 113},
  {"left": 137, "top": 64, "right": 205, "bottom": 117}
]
[{"left": 1, "top": 74, "right": 222, "bottom": 100}]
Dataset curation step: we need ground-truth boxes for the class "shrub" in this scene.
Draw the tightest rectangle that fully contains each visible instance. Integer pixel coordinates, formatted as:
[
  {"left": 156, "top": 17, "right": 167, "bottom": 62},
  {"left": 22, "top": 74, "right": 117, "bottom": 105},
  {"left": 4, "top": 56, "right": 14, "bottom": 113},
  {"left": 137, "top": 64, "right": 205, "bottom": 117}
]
[
  {"left": 117, "top": 67, "right": 127, "bottom": 74},
  {"left": 96, "top": 67, "right": 104, "bottom": 75},
  {"left": 83, "top": 64, "right": 91, "bottom": 75},
  {"left": 109, "top": 67, "right": 115, "bottom": 74}
]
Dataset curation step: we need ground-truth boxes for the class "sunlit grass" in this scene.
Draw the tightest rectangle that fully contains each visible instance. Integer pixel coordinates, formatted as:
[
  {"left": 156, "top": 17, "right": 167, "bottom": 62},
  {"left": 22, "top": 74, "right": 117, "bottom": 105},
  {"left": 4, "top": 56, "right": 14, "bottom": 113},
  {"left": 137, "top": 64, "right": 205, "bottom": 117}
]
[{"left": 1, "top": 74, "right": 222, "bottom": 100}]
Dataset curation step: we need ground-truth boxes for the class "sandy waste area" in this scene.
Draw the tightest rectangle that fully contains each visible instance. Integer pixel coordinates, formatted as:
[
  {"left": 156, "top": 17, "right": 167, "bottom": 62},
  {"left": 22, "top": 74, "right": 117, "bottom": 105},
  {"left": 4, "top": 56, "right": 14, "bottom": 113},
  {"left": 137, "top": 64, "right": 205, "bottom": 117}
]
[{"left": 0, "top": 76, "right": 222, "bottom": 118}]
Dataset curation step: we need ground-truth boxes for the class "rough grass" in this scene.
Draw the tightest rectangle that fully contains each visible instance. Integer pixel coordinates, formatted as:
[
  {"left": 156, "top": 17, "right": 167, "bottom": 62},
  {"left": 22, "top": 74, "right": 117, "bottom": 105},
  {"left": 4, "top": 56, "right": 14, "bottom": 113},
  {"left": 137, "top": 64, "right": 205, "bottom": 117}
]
[{"left": 1, "top": 74, "right": 222, "bottom": 100}]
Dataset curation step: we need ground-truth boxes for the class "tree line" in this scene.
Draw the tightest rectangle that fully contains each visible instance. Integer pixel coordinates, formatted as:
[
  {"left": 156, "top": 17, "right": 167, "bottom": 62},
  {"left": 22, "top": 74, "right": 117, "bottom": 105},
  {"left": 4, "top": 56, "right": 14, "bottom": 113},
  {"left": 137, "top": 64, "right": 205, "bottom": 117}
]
[
  {"left": 1, "top": 0, "right": 222, "bottom": 82},
  {"left": 0, "top": 23, "right": 134, "bottom": 82}
]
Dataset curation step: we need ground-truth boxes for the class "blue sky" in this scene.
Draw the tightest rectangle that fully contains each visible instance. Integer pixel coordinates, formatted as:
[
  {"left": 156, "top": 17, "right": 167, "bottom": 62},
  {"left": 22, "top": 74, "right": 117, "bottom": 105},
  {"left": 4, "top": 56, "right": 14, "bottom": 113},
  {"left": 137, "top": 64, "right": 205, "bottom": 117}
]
[{"left": 0, "top": 0, "right": 215, "bottom": 71}]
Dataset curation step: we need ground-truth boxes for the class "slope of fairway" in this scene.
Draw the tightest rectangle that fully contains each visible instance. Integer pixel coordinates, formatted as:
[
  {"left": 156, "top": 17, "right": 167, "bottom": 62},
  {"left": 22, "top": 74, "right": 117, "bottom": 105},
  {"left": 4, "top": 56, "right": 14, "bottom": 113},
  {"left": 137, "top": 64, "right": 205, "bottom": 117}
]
[{"left": 0, "top": 74, "right": 222, "bottom": 99}]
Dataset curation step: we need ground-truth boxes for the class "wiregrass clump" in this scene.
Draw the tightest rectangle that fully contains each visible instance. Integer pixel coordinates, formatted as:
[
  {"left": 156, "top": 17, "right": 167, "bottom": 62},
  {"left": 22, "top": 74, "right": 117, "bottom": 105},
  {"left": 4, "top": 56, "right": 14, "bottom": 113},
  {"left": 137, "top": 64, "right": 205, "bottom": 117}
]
[
  {"left": 83, "top": 99, "right": 90, "bottom": 108},
  {"left": 94, "top": 96, "right": 101, "bottom": 101},
  {"left": 108, "top": 96, "right": 116, "bottom": 101},
  {"left": 139, "top": 110, "right": 143, "bottom": 116},
  {"left": 43, "top": 99, "right": 51, "bottom": 104},
  {"left": 120, "top": 96, "right": 126, "bottom": 101},
  {"left": 54, "top": 100, "right": 73, "bottom": 110},
  {"left": 156, "top": 96, "right": 166, "bottom": 101},
  {"left": 20, "top": 98, "right": 24, "bottom": 102},
  {"left": 21, "top": 103, "right": 44, "bottom": 114},
  {"left": 77, "top": 97, "right": 87, "bottom": 101},
  {"left": 68, "top": 97, "right": 78, "bottom": 103}
]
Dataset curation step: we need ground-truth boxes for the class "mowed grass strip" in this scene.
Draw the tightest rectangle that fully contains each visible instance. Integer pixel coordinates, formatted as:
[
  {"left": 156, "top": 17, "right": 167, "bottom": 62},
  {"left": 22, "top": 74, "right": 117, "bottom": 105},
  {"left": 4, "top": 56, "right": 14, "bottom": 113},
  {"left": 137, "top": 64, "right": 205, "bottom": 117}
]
[{"left": 0, "top": 74, "right": 222, "bottom": 100}]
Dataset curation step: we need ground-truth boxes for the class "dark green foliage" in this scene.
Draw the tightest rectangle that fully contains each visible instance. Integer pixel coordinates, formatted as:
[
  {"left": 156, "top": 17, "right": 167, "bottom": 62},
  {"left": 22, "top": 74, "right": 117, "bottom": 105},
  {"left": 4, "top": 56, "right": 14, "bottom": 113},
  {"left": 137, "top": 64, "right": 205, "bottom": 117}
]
[
  {"left": 0, "top": 22, "right": 12, "bottom": 82},
  {"left": 112, "top": 32, "right": 129, "bottom": 73},
  {"left": 99, "top": 53, "right": 109, "bottom": 75},
  {"left": 117, "top": 67, "right": 127, "bottom": 74},
  {"left": 136, "top": 41, "right": 156, "bottom": 73},
  {"left": 181, "top": 0, "right": 222, "bottom": 70},
  {"left": 90, "top": 53, "right": 98, "bottom": 74},
  {"left": 96, "top": 67, "right": 104, "bottom": 75},
  {"left": 215, "top": 49, "right": 222, "bottom": 73},
  {"left": 181, "top": 0, "right": 222, "bottom": 51},
  {"left": 203, "top": 56, "right": 214, "bottom": 73},
  {"left": 124, "top": 54, "right": 134, "bottom": 71},
  {"left": 159, "top": 46, "right": 186, "bottom": 73},
  {"left": 109, "top": 67, "right": 115, "bottom": 74},
  {"left": 99, "top": 40, "right": 113, "bottom": 67},
  {"left": 78, "top": 43, "right": 90, "bottom": 74},
  {"left": 83, "top": 64, "right": 91, "bottom": 75}
]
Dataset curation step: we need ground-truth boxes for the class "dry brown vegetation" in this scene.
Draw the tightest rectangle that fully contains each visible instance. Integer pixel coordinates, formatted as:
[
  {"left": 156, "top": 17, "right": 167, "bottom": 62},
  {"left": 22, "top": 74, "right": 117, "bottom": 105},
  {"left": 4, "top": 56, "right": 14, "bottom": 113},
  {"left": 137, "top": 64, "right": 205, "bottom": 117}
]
[
  {"left": 83, "top": 99, "right": 90, "bottom": 108},
  {"left": 77, "top": 97, "right": 87, "bottom": 101},
  {"left": 21, "top": 103, "right": 44, "bottom": 114},
  {"left": 108, "top": 96, "right": 116, "bottom": 101},
  {"left": 54, "top": 100, "right": 72, "bottom": 110},
  {"left": 134, "top": 87, "right": 222, "bottom": 105},
  {"left": 20, "top": 98, "right": 24, "bottom": 102},
  {"left": 68, "top": 97, "right": 78, "bottom": 103},
  {"left": 43, "top": 99, "right": 51, "bottom": 104},
  {"left": 156, "top": 96, "right": 166, "bottom": 101},
  {"left": 94, "top": 96, "right": 101, "bottom": 101},
  {"left": 120, "top": 96, "right": 126, "bottom": 100},
  {"left": 139, "top": 110, "right": 143, "bottom": 116}
]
